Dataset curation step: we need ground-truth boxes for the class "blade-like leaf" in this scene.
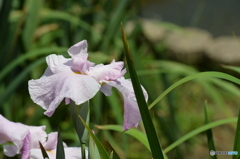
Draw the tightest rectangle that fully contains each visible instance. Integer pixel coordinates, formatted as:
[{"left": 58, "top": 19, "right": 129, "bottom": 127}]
[
  {"left": 40, "top": 9, "right": 92, "bottom": 32},
  {"left": 164, "top": 117, "right": 237, "bottom": 153},
  {"left": 149, "top": 72, "right": 240, "bottom": 109},
  {"left": 89, "top": 131, "right": 101, "bottom": 159},
  {"left": 0, "top": 58, "right": 46, "bottom": 105},
  {"left": 22, "top": 0, "right": 43, "bottom": 50},
  {"left": 222, "top": 65, "right": 240, "bottom": 74},
  {"left": 204, "top": 101, "right": 217, "bottom": 159},
  {"left": 96, "top": 125, "right": 150, "bottom": 151},
  {"left": 121, "top": 23, "right": 164, "bottom": 159},
  {"left": 0, "top": 47, "right": 67, "bottom": 82},
  {"left": 78, "top": 115, "right": 110, "bottom": 159},
  {"left": 233, "top": 109, "right": 240, "bottom": 159},
  {"left": 100, "top": 0, "right": 129, "bottom": 52},
  {"left": 56, "top": 129, "right": 65, "bottom": 159},
  {"left": 39, "top": 141, "right": 49, "bottom": 159}
]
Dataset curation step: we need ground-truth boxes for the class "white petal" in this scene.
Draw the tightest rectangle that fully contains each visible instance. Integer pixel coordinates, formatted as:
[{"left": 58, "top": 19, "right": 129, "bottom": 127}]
[
  {"left": 100, "top": 84, "right": 112, "bottom": 96},
  {"left": 65, "top": 147, "right": 86, "bottom": 159},
  {"left": 30, "top": 149, "right": 55, "bottom": 159},
  {"left": 64, "top": 74, "right": 101, "bottom": 105},
  {"left": 71, "top": 54, "right": 95, "bottom": 74},
  {"left": 43, "top": 132, "right": 67, "bottom": 150},
  {"left": 28, "top": 126, "right": 47, "bottom": 149},
  {"left": 105, "top": 77, "right": 148, "bottom": 130},
  {"left": 88, "top": 60, "right": 126, "bottom": 83},
  {"left": 0, "top": 115, "right": 29, "bottom": 157},
  {"left": 68, "top": 40, "right": 88, "bottom": 57},
  {"left": 30, "top": 147, "right": 85, "bottom": 159},
  {"left": 46, "top": 54, "right": 72, "bottom": 74},
  {"left": 29, "top": 71, "right": 100, "bottom": 117}
]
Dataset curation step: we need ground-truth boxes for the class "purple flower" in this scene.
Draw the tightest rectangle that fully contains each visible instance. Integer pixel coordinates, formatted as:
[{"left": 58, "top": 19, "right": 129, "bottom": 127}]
[
  {"left": 0, "top": 114, "right": 46, "bottom": 158},
  {"left": 28, "top": 40, "right": 148, "bottom": 130},
  {"left": 0, "top": 115, "right": 84, "bottom": 159}
]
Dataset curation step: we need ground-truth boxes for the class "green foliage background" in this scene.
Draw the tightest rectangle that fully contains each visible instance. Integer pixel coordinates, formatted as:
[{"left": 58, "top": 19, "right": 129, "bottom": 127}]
[{"left": 1, "top": 0, "right": 240, "bottom": 158}]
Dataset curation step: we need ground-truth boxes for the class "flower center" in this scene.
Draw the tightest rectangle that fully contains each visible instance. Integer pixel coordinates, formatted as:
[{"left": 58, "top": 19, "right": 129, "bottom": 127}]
[{"left": 73, "top": 71, "right": 87, "bottom": 75}]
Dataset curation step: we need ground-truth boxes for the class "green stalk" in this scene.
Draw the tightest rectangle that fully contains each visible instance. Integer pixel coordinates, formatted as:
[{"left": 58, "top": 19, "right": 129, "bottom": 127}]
[{"left": 69, "top": 101, "right": 90, "bottom": 159}]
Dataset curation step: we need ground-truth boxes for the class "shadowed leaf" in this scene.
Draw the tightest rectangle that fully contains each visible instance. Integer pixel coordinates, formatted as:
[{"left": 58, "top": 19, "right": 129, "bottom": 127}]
[
  {"left": 56, "top": 129, "right": 65, "bottom": 159},
  {"left": 39, "top": 141, "right": 49, "bottom": 159},
  {"left": 204, "top": 101, "right": 217, "bottom": 159},
  {"left": 233, "top": 109, "right": 240, "bottom": 159},
  {"left": 121, "top": 23, "right": 164, "bottom": 159}
]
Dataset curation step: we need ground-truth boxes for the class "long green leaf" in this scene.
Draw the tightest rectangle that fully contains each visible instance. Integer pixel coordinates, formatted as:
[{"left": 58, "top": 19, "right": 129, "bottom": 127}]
[
  {"left": 204, "top": 101, "right": 217, "bottom": 159},
  {"left": 222, "top": 65, "right": 240, "bottom": 74},
  {"left": 0, "top": 47, "right": 67, "bottom": 82},
  {"left": 56, "top": 130, "right": 65, "bottom": 159},
  {"left": 40, "top": 9, "right": 99, "bottom": 34},
  {"left": 149, "top": 72, "right": 240, "bottom": 109},
  {"left": 0, "top": 58, "right": 45, "bottom": 105},
  {"left": 121, "top": 23, "right": 164, "bottom": 159},
  {"left": 96, "top": 125, "right": 150, "bottom": 151},
  {"left": 78, "top": 115, "right": 110, "bottom": 159},
  {"left": 164, "top": 118, "right": 237, "bottom": 153},
  {"left": 101, "top": 0, "right": 129, "bottom": 52},
  {"left": 89, "top": 132, "right": 101, "bottom": 159},
  {"left": 22, "top": 0, "right": 43, "bottom": 50},
  {"left": 69, "top": 101, "right": 89, "bottom": 144},
  {"left": 233, "top": 109, "right": 240, "bottom": 159}
]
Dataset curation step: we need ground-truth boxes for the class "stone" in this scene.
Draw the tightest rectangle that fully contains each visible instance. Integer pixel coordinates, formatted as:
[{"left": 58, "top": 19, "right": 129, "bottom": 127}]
[
  {"left": 206, "top": 36, "right": 240, "bottom": 65},
  {"left": 164, "top": 28, "right": 212, "bottom": 64}
]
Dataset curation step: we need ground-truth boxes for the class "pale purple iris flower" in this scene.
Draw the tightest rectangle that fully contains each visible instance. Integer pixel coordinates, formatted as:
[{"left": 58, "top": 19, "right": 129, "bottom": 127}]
[
  {"left": 28, "top": 40, "right": 148, "bottom": 130},
  {"left": 0, "top": 115, "right": 84, "bottom": 159},
  {"left": 0, "top": 114, "right": 46, "bottom": 158}
]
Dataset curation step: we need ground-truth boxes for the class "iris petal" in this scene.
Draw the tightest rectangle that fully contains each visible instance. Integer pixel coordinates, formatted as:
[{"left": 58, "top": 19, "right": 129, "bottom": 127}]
[
  {"left": 68, "top": 40, "right": 88, "bottom": 57},
  {"left": 29, "top": 71, "right": 100, "bottom": 117},
  {"left": 0, "top": 115, "right": 29, "bottom": 157},
  {"left": 105, "top": 77, "right": 148, "bottom": 130},
  {"left": 46, "top": 54, "right": 72, "bottom": 74},
  {"left": 88, "top": 60, "right": 126, "bottom": 83}
]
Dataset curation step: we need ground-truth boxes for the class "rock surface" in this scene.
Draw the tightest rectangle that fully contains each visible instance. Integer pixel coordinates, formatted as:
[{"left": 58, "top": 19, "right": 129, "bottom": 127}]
[
  {"left": 126, "top": 19, "right": 240, "bottom": 66},
  {"left": 164, "top": 28, "right": 212, "bottom": 64},
  {"left": 206, "top": 37, "right": 240, "bottom": 64}
]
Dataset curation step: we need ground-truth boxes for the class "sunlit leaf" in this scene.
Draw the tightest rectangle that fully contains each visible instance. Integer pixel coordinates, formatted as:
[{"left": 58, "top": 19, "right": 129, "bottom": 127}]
[
  {"left": 164, "top": 118, "right": 237, "bottom": 153},
  {"left": 149, "top": 72, "right": 240, "bottom": 109},
  {"left": 96, "top": 125, "right": 150, "bottom": 151},
  {"left": 78, "top": 115, "right": 110, "bottom": 159}
]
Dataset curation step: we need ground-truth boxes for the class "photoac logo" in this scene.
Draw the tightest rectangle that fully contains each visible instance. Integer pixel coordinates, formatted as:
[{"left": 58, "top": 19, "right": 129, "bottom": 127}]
[
  {"left": 210, "top": 150, "right": 215, "bottom": 156},
  {"left": 210, "top": 150, "right": 238, "bottom": 156}
]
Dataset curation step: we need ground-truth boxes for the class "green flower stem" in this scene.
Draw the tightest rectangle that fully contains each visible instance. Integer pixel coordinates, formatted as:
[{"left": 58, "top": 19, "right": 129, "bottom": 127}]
[{"left": 69, "top": 101, "right": 90, "bottom": 159}]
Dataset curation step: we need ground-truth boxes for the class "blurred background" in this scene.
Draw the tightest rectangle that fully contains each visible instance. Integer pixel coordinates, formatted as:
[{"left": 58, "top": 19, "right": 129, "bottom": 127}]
[{"left": 1, "top": 0, "right": 240, "bottom": 158}]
